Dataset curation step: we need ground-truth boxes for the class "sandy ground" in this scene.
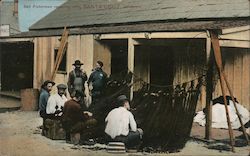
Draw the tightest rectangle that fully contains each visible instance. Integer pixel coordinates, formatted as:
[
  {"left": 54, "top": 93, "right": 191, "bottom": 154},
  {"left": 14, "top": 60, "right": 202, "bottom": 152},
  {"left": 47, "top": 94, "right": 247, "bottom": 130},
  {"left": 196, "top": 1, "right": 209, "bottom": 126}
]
[{"left": 0, "top": 97, "right": 249, "bottom": 156}]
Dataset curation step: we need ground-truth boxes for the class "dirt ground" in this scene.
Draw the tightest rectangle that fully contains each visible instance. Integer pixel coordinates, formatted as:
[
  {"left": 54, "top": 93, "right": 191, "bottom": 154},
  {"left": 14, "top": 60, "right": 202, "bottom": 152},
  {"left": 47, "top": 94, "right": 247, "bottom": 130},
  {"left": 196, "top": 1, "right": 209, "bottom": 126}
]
[{"left": 0, "top": 97, "right": 249, "bottom": 156}]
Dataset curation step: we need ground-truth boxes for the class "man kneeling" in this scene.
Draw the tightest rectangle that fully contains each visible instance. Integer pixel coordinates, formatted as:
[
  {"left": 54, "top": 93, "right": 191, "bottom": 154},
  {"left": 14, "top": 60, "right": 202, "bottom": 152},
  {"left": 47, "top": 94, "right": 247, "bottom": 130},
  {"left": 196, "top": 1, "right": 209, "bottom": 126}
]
[
  {"left": 62, "top": 91, "right": 96, "bottom": 144},
  {"left": 105, "top": 95, "right": 143, "bottom": 149}
]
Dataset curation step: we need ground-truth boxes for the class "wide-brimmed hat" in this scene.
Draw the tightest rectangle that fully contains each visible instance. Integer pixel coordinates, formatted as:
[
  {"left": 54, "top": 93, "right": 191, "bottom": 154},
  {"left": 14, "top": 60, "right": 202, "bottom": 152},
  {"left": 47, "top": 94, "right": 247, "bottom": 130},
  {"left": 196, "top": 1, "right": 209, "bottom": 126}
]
[
  {"left": 117, "top": 95, "right": 129, "bottom": 102},
  {"left": 72, "top": 60, "right": 83, "bottom": 66},
  {"left": 43, "top": 80, "right": 55, "bottom": 86},
  {"left": 56, "top": 84, "right": 67, "bottom": 89}
]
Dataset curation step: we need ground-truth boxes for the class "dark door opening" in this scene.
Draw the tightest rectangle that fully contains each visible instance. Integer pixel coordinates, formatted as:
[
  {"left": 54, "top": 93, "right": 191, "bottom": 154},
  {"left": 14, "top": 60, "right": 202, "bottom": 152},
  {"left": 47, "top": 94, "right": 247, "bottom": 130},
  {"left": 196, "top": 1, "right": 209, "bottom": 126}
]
[
  {"left": 102, "top": 39, "right": 128, "bottom": 75},
  {"left": 1, "top": 42, "right": 34, "bottom": 91},
  {"left": 150, "top": 46, "right": 174, "bottom": 87},
  {"left": 111, "top": 45, "right": 128, "bottom": 74}
]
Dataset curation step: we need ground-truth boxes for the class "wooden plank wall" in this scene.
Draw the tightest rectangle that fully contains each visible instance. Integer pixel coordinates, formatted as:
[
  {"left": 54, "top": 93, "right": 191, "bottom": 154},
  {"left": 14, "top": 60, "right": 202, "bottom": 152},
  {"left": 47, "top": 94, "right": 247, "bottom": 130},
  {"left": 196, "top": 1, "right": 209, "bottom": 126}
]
[
  {"left": 93, "top": 40, "right": 111, "bottom": 75},
  {"left": 134, "top": 46, "right": 150, "bottom": 91},
  {"left": 33, "top": 37, "right": 60, "bottom": 89},
  {"left": 33, "top": 35, "right": 96, "bottom": 97},
  {"left": 173, "top": 39, "right": 206, "bottom": 110},
  {"left": 213, "top": 47, "right": 250, "bottom": 110},
  {"left": 173, "top": 39, "right": 206, "bottom": 85}
]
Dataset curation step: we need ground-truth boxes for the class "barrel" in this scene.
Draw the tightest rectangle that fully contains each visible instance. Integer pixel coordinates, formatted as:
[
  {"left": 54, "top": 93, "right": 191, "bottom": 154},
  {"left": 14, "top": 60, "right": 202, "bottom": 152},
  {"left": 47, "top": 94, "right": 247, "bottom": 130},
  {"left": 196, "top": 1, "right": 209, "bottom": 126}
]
[{"left": 21, "top": 88, "right": 39, "bottom": 111}]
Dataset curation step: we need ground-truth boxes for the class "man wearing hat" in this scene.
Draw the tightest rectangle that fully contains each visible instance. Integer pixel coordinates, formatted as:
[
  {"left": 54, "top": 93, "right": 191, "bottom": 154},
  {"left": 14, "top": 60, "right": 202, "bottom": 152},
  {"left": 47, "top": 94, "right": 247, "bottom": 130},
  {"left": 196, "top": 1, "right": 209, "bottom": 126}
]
[
  {"left": 104, "top": 95, "right": 143, "bottom": 149},
  {"left": 87, "top": 60, "right": 107, "bottom": 105},
  {"left": 67, "top": 60, "right": 88, "bottom": 103},
  {"left": 39, "top": 80, "right": 55, "bottom": 118},
  {"left": 46, "top": 84, "right": 68, "bottom": 117},
  {"left": 39, "top": 80, "right": 55, "bottom": 135}
]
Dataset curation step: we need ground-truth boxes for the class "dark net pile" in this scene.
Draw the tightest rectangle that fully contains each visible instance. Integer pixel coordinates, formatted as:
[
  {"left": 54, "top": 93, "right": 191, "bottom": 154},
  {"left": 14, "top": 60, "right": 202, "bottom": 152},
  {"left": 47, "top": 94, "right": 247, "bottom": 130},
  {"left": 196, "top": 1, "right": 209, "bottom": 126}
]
[
  {"left": 96, "top": 71, "right": 203, "bottom": 152},
  {"left": 131, "top": 79, "right": 202, "bottom": 151}
]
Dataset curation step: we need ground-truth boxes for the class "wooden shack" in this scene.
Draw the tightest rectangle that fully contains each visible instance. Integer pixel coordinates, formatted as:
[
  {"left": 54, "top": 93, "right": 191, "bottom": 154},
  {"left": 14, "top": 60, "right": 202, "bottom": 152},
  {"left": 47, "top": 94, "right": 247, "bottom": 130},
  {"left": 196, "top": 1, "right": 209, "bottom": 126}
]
[{"left": 0, "top": 0, "right": 249, "bottom": 110}]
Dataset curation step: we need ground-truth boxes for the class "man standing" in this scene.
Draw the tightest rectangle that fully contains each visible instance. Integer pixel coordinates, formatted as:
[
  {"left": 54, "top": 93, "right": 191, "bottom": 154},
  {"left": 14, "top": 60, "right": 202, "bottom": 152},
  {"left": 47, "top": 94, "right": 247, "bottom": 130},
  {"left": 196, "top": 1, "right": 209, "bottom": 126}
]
[
  {"left": 87, "top": 60, "right": 107, "bottom": 103},
  {"left": 39, "top": 80, "right": 55, "bottom": 119},
  {"left": 105, "top": 95, "right": 143, "bottom": 149},
  {"left": 62, "top": 91, "right": 96, "bottom": 144},
  {"left": 67, "top": 60, "right": 88, "bottom": 98},
  {"left": 46, "top": 84, "right": 68, "bottom": 117}
]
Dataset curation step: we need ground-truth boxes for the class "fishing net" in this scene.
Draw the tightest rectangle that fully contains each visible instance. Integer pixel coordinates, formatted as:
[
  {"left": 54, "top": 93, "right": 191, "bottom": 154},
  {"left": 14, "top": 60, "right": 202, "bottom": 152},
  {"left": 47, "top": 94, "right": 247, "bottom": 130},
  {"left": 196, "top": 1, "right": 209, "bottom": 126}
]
[
  {"left": 131, "top": 78, "right": 203, "bottom": 151},
  {"left": 93, "top": 70, "right": 203, "bottom": 151}
]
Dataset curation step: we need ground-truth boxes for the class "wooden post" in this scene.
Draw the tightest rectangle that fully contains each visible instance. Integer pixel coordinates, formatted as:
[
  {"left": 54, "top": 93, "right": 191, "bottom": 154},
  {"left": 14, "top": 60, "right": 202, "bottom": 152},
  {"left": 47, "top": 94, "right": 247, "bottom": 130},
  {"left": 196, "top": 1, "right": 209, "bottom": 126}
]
[
  {"left": 222, "top": 72, "right": 249, "bottom": 144},
  {"left": 210, "top": 30, "right": 235, "bottom": 152},
  {"left": 205, "top": 36, "right": 213, "bottom": 140},
  {"left": 128, "top": 38, "right": 135, "bottom": 100}
]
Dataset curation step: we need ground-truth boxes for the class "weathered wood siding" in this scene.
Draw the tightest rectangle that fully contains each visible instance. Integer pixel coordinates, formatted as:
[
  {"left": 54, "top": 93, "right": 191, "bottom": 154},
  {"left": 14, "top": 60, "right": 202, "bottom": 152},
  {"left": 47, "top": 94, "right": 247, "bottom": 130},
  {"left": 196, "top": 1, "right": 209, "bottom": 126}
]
[
  {"left": 172, "top": 39, "right": 206, "bottom": 110},
  {"left": 213, "top": 47, "right": 250, "bottom": 110},
  {"left": 134, "top": 46, "right": 150, "bottom": 91},
  {"left": 33, "top": 37, "right": 60, "bottom": 89},
  {"left": 33, "top": 35, "right": 95, "bottom": 91},
  {"left": 93, "top": 40, "right": 111, "bottom": 75}
]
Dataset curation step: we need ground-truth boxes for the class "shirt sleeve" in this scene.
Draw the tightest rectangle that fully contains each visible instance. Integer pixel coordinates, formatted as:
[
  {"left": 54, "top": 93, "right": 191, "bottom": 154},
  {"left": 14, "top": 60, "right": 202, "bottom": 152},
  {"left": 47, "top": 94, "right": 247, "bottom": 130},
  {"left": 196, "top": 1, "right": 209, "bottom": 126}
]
[
  {"left": 46, "top": 96, "right": 56, "bottom": 114},
  {"left": 129, "top": 112, "right": 137, "bottom": 132},
  {"left": 88, "top": 72, "right": 94, "bottom": 85},
  {"left": 39, "top": 92, "right": 49, "bottom": 111}
]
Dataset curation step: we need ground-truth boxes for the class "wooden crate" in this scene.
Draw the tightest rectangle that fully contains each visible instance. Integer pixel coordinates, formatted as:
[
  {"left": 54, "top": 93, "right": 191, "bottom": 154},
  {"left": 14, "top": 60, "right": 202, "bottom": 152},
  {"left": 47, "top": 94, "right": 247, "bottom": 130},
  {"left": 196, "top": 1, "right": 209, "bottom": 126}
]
[{"left": 44, "top": 119, "right": 66, "bottom": 140}]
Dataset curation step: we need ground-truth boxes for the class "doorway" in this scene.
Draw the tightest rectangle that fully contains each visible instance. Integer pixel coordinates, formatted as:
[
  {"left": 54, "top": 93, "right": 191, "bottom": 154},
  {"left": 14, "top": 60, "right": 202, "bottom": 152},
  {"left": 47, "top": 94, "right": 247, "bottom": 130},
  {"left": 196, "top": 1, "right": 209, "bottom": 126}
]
[{"left": 0, "top": 41, "right": 34, "bottom": 91}]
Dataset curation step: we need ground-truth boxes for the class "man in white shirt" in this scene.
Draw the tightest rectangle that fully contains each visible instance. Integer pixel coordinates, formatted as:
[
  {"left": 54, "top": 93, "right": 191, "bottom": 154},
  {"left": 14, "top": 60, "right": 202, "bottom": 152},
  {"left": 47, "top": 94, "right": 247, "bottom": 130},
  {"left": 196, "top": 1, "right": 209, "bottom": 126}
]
[
  {"left": 46, "top": 84, "right": 68, "bottom": 117},
  {"left": 105, "top": 95, "right": 143, "bottom": 149}
]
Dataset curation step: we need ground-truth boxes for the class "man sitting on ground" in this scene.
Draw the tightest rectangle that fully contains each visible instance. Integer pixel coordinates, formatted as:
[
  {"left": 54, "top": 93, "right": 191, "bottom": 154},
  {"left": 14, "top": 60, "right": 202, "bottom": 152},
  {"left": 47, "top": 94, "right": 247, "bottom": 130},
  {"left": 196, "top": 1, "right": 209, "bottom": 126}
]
[
  {"left": 105, "top": 95, "right": 143, "bottom": 149},
  {"left": 46, "top": 84, "right": 68, "bottom": 118},
  {"left": 62, "top": 91, "right": 97, "bottom": 144}
]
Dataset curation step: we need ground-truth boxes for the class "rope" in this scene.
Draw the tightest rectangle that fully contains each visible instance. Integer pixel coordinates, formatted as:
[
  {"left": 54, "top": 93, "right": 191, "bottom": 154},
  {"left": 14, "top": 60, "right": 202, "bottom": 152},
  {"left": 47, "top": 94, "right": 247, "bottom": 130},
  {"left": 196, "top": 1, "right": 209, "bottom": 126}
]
[{"left": 131, "top": 70, "right": 206, "bottom": 89}]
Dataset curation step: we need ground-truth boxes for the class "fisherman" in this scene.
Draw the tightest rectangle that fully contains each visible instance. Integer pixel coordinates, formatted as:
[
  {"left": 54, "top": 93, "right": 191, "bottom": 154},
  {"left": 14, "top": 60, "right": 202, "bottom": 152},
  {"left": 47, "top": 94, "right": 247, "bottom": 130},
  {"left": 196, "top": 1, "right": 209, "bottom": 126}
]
[
  {"left": 38, "top": 80, "right": 55, "bottom": 135},
  {"left": 105, "top": 95, "right": 143, "bottom": 149},
  {"left": 67, "top": 60, "right": 88, "bottom": 109},
  {"left": 62, "top": 91, "right": 97, "bottom": 144},
  {"left": 46, "top": 84, "right": 68, "bottom": 118},
  {"left": 87, "top": 60, "right": 107, "bottom": 108}
]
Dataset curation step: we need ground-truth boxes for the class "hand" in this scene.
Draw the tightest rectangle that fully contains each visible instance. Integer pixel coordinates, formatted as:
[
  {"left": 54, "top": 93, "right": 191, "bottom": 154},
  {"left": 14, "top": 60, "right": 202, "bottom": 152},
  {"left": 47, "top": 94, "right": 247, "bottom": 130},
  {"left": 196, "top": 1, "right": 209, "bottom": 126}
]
[{"left": 83, "top": 111, "right": 93, "bottom": 117}]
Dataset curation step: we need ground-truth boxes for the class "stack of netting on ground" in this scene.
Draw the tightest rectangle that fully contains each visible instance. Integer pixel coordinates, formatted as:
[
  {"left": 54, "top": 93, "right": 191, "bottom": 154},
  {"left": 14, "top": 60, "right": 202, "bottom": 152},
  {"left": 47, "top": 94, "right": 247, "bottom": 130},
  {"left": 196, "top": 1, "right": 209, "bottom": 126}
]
[
  {"left": 94, "top": 70, "right": 203, "bottom": 151},
  {"left": 92, "top": 70, "right": 133, "bottom": 133},
  {"left": 131, "top": 78, "right": 203, "bottom": 151}
]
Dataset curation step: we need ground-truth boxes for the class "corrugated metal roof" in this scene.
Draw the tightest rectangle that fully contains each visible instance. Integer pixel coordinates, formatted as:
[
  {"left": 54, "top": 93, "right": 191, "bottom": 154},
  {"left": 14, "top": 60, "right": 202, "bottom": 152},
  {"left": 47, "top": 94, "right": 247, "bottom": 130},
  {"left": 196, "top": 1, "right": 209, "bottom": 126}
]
[{"left": 30, "top": 0, "right": 250, "bottom": 30}]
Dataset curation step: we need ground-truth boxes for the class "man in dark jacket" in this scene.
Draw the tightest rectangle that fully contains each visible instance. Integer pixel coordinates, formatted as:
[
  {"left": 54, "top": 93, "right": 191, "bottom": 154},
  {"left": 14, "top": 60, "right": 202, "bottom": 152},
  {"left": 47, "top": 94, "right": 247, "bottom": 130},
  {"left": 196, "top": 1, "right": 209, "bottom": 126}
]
[
  {"left": 87, "top": 60, "right": 107, "bottom": 103},
  {"left": 62, "top": 91, "right": 96, "bottom": 144}
]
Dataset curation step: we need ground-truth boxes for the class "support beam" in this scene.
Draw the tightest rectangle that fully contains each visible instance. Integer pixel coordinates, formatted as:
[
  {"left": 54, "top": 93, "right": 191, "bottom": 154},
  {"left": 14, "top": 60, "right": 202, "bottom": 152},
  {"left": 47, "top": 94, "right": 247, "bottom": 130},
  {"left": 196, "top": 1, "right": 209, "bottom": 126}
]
[
  {"left": 99, "top": 32, "right": 207, "bottom": 40},
  {"left": 222, "top": 25, "right": 250, "bottom": 35},
  {"left": 219, "top": 40, "right": 250, "bottom": 48},
  {"left": 128, "top": 38, "right": 135, "bottom": 100},
  {"left": 205, "top": 36, "right": 213, "bottom": 140},
  {"left": 0, "top": 38, "right": 33, "bottom": 42},
  {"left": 210, "top": 30, "right": 235, "bottom": 152}
]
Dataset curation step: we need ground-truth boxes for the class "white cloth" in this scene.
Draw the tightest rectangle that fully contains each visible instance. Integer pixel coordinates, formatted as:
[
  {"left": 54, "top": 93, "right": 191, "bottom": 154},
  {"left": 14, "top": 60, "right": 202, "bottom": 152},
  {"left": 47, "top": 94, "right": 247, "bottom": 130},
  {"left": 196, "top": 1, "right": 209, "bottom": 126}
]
[
  {"left": 194, "top": 100, "right": 249, "bottom": 129},
  {"left": 105, "top": 107, "right": 137, "bottom": 139},
  {"left": 46, "top": 94, "right": 67, "bottom": 114}
]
